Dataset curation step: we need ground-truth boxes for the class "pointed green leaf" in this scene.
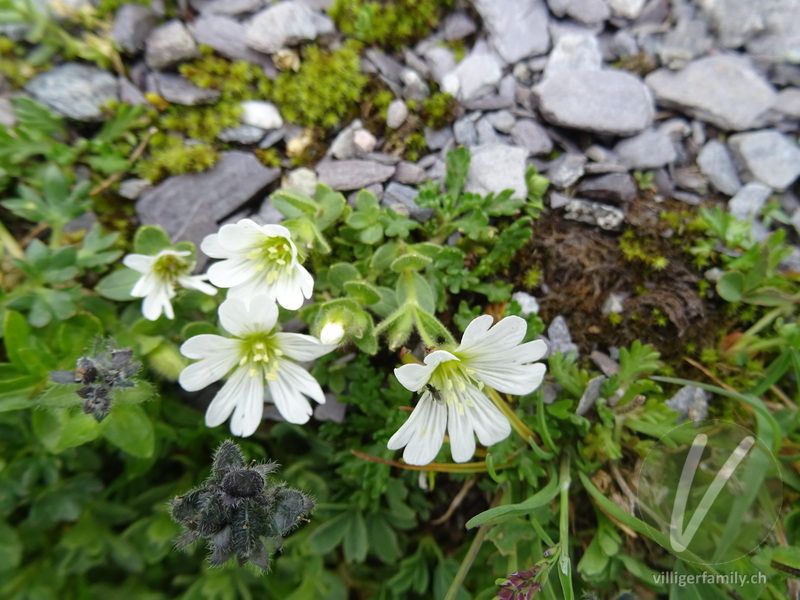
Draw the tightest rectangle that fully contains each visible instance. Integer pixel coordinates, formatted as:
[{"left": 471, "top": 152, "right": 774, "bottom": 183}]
[{"left": 103, "top": 404, "right": 155, "bottom": 458}]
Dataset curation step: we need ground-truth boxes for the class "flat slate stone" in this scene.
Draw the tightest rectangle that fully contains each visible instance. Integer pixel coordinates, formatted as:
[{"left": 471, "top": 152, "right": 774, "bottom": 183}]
[
  {"left": 544, "top": 33, "right": 602, "bottom": 79},
  {"left": 245, "top": 1, "right": 318, "bottom": 54},
  {"left": 510, "top": 119, "right": 553, "bottom": 156},
  {"left": 728, "top": 130, "right": 800, "bottom": 191},
  {"left": 563, "top": 198, "right": 625, "bottom": 230},
  {"left": 728, "top": 182, "right": 772, "bottom": 220},
  {"left": 112, "top": 3, "right": 157, "bottom": 54},
  {"left": 136, "top": 152, "right": 280, "bottom": 248},
  {"left": 316, "top": 160, "right": 396, "bottom": 190},
  {"left": 464, "top": 143, "right": 529, "bottom": 199},
  {"left": 191, "top": 14, "right": 273, "bottom": 66},
  {"left": 645, "top": 55, "right": 777, "bottom": 131},
  {"left": 382, "top": 182, "right": 433, "bottom": 222},
  {"left": 145, "top": 20, "right": 200, "bottom": 70},
  {"left": 472, "top": 0, "right": 550, "bottom": 64},
  {"left": 534, "top": 69, "right": 653, "bottom": 135},
  {"left": 697, "top": 139, "right": 742, "bottom": 196},
  {"left": 153, "top": 72, "right": 221, "bottom": 105},
  {"left": 25, "top": 63, "right": 119, "bottom": 121},
  {"left": 614, "top": 129, "right": 677, "bottom": 169},
  {"left": 441, "top": 41, "right": 504, "bottom": 102},
  {"left": 577, "top": 172, "right": 637, "bottom": 203}
]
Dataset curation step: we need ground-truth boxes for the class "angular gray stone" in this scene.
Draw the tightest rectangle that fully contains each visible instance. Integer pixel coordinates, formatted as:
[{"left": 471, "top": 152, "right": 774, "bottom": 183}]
[
  {"left": 606, "top": 0, "right": 646, "bottom": 18},
  {"left": 423, "top": 46, "right": 457, "bottom": 86},
  {"left": 386, "top": 99, "right": 408, "bottom": 129},
  {"left": 424, "top": 127, "right": 453, "bottom": 151},
  {"left": 25, "top": 63, "right": 118, "bottom": 121},
  {"left": 245, "top": 1, "right": 317, "bottom": 54},
  {"left": 195, "top": 0, "right": 264, "bottom": 15},
  {"left": 153, "top": 72, "right": 221, "bottom": 105},
  {"left": 535, "top": 69, "right": 653, "bottom": 135},
  {"left": 442, "top": 12, "right": 477, "bottom": 41},
  {"left": 472, "top": 0, "right": 550, "bottom": 64},
  {"left": 544, "top": 33, "right": 602, "bottom": 79},
  {"left": 577, "top": 172, "right": 637, "bottom": 203},
  {"left": 576, "top": 375, "right": 606, "bottom": 415},
  {"left": 464, "top": 144, "right": 529, "bottom": 199},
  {"left": 118, "top": 178, "right": 152, "bottom": 200},
  {"left": 566, "top": 0, "right": 611, "bottom": 25},
  {"left": 746, "top": 0, "right": 800, "bottom": 64},
  {"left": 365, "top": 48, "right": 404, "bottom": 83},
  {"left": 645, "top": 55, "right": 777, "bottom": 131},
  {"left": 462, "top": 74, "right": 516, "bottom": 111},
  {"left": 657, "top": 7, "right": 712, "bottom": 69},
  {"left": 728, "top": 130, "right": 800, "bottom": 191},
  {"left": 614, "top": 129, "right": 677, "bottom": 169},
  {"left": 145, "top": 20, "right": 200, "bottom": 69},
  {"left": 563, "top": 198, "right": 625, "bottom": 230},
  {"left": 545, "top": 315, "right": 579, "bottom": 356},
  {"left": 240, "top": 101, "right": 283, "bottom": 130},
  {"left": 393, "top": 161, "right": 427, "bottom": 185},
  {"left": 136, "top": 152, "right": 280, "bottom": 248},
  {"left": 191, "top": 14, "right": 273, "bottom": 66},
  {"left": 697, "top": 139, "right": 742, "bottom": 196},
  {"left": 454, "top": 117, "right": 478, "bottom": 147},
  {"left": 118, "top": 77, "right": 147, "bottom": 105},
  {"left": 510, "top": 119, "right": 554, "bottom": 156},
  {"left": 218, "top": 124, "right": 267, "bottom": 144},
  {"left": 666, "top": 386, "right": 709, "bottom": 422},
  {"left": 112, "top": 3, "right": 157, "bottom": 54},
  {"left": 772, "top": 88, "right": 800, "bottom": 119},
  {"left": 316, "top": 160, "right": 396, "bottom": 190},
  {"left": 486, "top": 110, "right": 516, "bottom": 134},
  {"left": 401, "top": 68, "right": 429, "bottom": 102},
  {"left": 441, "top": 41, "right": 503, "bottom": 102},
  {"left": 548, "top": 154, "right": 587, "bottom": 189},
  {"left": 476, "top": 118, "right": 500, "bottom": 145},
  {"left": 282, "top": 167, "right": 317, "bottom": 197},
  {"left": 511, "top": 291, "right": 540, "bottom": 316},
  {"left": 382, "top": 182, "right": 433, "bottom": 221},
  {"left": 728, "top": 182, "right": 772, "bottom": 220},
  {"left": 0, "top": 97, "right": 15, "bottom": 127}
]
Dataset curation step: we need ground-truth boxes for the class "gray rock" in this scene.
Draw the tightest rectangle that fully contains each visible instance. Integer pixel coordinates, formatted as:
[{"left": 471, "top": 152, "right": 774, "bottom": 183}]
[
  {"left": 535, "top": 69, "right": 653, "bottom": 135},
  {"left": 112, "top": 4, "right": 157, "bottom": 54},
  {"left": 590, "top": 350, "right": 620, "bottom": 376},
  {"left": 118, "top": 77, "right": 147, "bottom": 105},
  {"left": 657, "top": 7, "right": 712, "bottom": 69},
  {"left": 644, "top": 55, "right": 777, "bottom": 131},
  {"left": 606, "top": 0, "right": 646, "bottom": 18},
  {"left": 393, "top": 162, "right": 427, "bottom": 185},
  {"left": 465, "top": 144, "right": 529, "bottom": 199},
  {"left": 673, "top": 167, "right": 709, "bottom": 194},
  {"left": 191, "top": 15, "right": 273, "bottom": 66},
  {"left": 746, "top": 1, "right": 800, "bottom": 64},
  {"left": 666, "top": 386, "right": 709, "bottom": 422},
  {"left": 729, "top": 130, "right": 800, "bottom": 191},
  {"left": 601, "top": 292, "right": 626, "bottom": 315},
  {"left": 25, "top": 63, "right": 119, "bottom": 121},
  {"left": 118, "top": 178, "right": 152, "bottom": 200},
  {"left": 314, "top": 394, "right": 348, "bottom": 423},
  {"left": 136, "top": 152, "right": 280, "bottom": 248},
  {"left": 697, "top": 139, "right": 742, "bottom": 196},
  {"left": 423, "top": 46, "right": 457, "bottom": 86},
  {"left": 424, "top": 127, "right": 453, "bottom": 151},
  {"left": 454, "top": 117, "right": 478, "bottom": 147},
  {"left": 548, "top": 154, "right": 587, "bottom": 189},
  {"left": 577, "top": 173, "right": 637, "bottom": 203},
  {"left": 282, "top": 167, "right": 317, "bottom": 197},
  {"left": 425, "top": 158, "right": 447, "bottom": 182},
  {"left": 698, "top": 0, "right": 779, "bottom": 49},
  {"left": 241, "top": 101, "right": 283, "bottom": 130},
  {"left": 245, "top": 1, "right": 317, "bottom": 54},
  {"left": 153, "top": 72, "right": 221, "bottom": 105},
  {"left": 566, "top": 0, "right": 611, "bottom": 25},
  {"left": 145, "top": 20, "right": 200, "bottom": 70},
  {"left": 218, "top": 124, "right": 267, "bottom": 144},
  {"left": 365, "top": 48, "right": 404, "bottom": 83},
  {"left": 0, "top": 97, "right": 15, "bottom": 127},
  {"left": 486, "top": 110, "right": 516, "bottom": 134},
  {"left": 382, "top": 182, "right": 433, "bottom": 221},
  {"left": 549, "top": 191, "right": 571, "bottom": 209},
  {"left": 564, "top": 198, "right": 625, "bottom": 230},
  {"left": 614, "top": 129, "right": 677, "bottom": 169},
  {"left": 547, "top": 0, "right": 570, "bottom": 17},
  {"left": 330, "top": 124, "right": 358, "bottom": 160},
  {"left": 462, "top": 74, "right": 516, "bottom": 111},
  {"left": 441, "top": 41, "right": 504, "bottom": 102},
  {"left": 401, "top": 68, "right": 429, "bottom": 102},
  {"left": 316, "top": 160, "right": 396, "bottom": 190},
  {"left": 772, "top": 88, "right": 800, "bottom": 119},
  {"left": 195, "top": 0, "right": 265, "bottom": 15},
  {"left": 511, "top": 291, "right": 540, "bottom": 316},
  {"left": 442, "top": 12, "right": 477, "bottom": 41},
  {"left": 386, "top": 99, "right": 408, "bottom": 129},
  {"left": 545, "top": 315, "right": 579, "bottom": 356},
  {"left": 472, "top": 0, "right": 550, "bottom": 64},
  {"left": 354, "top": 129, "right": 376, "bottom": 154},
  {"left": 511, "top": 119, "right": 554, "bottom": 156},
  {"left": 544, "top": 33, "right": 602, "bottom": 79},
  {"left": 728, "top": 182, "right": 772, "bottom": 220},
  {"left": 476, "top": 118, "right": 500, "bottom": 145},
  {"left": 576, "top": 375, "right": 606, "bottom": 415}
]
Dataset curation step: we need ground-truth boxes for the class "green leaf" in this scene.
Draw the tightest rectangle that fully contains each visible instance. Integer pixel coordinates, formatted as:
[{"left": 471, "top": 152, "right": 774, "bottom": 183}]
[
  {"left": 467, "top": 468, "right": 560, "bottom": 528},
  {"left": 133, "top": 225, "right": 171, "bottom": 255},
  {"left": 717, "top": 271, "right": 745, "bottom": 302},
  {"left": 113, "top": 380, "right": 156, "bottom": 406},
  {"left": 103, "top": 404, "right": 155, "bottom": 458},
  {"left": 343, "top": 511, "right": 368, "bottom": 563},
  {"left": 770, "top": 546, "right": 800, "bottom": 577},
  {"left": 328, "top": 263, "right": 360, "bottom": 292},
  {"left": 390, "top": 253, "right": 432, "bottom": 273},
  {"left": 3, "top": 310, "right": 31, "bottom": 373},
  {"left": 308, "top": 512, "right": 350, "bottom": 555},
  {"left": 38, "top": 384, "right": 82, "bottom": 409},
  {"left": 343, "top": 281, "right": 381, "bottom": 305},
  {"left": 53, "top": 313, "right": 103, "bottom": 361},
  {"left": 358, "top": 224, "right": 384, "bottom": 245},
  {"left": 445, "top": 147, "right": 470, "bottom": 199},
  {"left": 0, "top": 519, "right": 22, "bottom": 571},
  {"left": 271, "top": 189, "right": 318, "bottom": 218},
  {"left": 33, "top": 409, "right": 106, "bottom": 453},
  {"left": 95, "top": 268, "right": 140, "bottom": 301},
  {"left": 366, "top": 513, "right": 400, "bottom": 563}
]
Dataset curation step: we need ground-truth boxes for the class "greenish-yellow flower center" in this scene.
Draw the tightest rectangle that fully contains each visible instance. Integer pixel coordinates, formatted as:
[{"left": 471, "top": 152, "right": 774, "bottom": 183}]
[
  {"left": 246, "top": 236, "right": 294, "bottom": 285},
  {"left": 237, "top": 334, "right": 283, "bottom": 381},
  {"left": 153, "top": 252, "right": 190, "bottom": 281},
  {"left": 427, "top": 357, "right": 481, "bottom": 415}
]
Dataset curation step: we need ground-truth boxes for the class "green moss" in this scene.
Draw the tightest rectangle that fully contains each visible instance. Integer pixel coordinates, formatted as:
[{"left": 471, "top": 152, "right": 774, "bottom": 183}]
[
  {"left": 619, "top": 230, "right": 669, "bottom": 270},
  {"left": 254, "top": 148, "right": 282, "bottom": 168},
  {"left": 0, "top": 37, "right": 36, "bottom": 88},
  {"left": 522, "top": 266, "right": 542, "bottom": 289},
  {"left": 272, "top": 42, "right": 368, "bottom": 129},
  {"left": 95, "top": 0, "right": 150, "bottom": 18},
  {"left": 421, "top": 92, "right": 457, "bottom": 130},
  {"left": 329, "top": 0, "right": 453, "bottom": 47},
  {"left": 403, "top": 132, "right": 427, "bottom": 162},
  {"left": 135, "top": 137, "right": 219, "bottom": 182}
]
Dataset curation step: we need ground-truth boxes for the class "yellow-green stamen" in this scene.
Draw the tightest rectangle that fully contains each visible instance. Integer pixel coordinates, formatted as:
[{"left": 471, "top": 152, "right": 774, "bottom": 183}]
[
  {"left": 237, "top": 334, "right": 281, "bottom": 380},
  {"left": 152, "top": 252, "right": 191, "bottom": 281},
  {"left": 427, "top": 358, "right": 482, "bottom": 414},
  {"left": 246, "top": 236, "right": 294, "bottom": 285}
]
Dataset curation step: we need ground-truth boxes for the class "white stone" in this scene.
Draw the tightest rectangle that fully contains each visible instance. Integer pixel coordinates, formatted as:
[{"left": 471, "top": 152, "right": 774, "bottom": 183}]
[{"left": 240, "top": 101, "right": 283, "bottom": 130}]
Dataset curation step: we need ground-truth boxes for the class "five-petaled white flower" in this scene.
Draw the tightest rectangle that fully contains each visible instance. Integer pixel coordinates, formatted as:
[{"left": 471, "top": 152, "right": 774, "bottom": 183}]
[
  {"left": 178, "top": 296, "right": 332, "bottom": 437},
  {"left": 123, "top": 249, "right": 216, "bottom": 321},
  {"left": 388, "top": 315, "right": 547, "bottom": 465},
  {"left": 201, "top": 219, "right": 313, "bottom": 310}
]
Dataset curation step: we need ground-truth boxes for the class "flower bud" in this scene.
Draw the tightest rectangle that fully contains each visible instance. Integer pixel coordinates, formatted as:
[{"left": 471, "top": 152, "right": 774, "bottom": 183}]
[{"left": 320, "top": 321, "right": 345, "bottom": 345}]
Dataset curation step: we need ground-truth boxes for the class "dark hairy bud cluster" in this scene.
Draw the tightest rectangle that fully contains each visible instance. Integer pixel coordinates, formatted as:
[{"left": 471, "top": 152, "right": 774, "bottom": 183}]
[
  {"left": 169, "top": 440, "right": 314, "bottom": 571},
  {"left": 50, "top": 343, "right": 140, "bottom": 422},
  {"left": 496, "top": 566, "right": 545, "bottom": 600}
]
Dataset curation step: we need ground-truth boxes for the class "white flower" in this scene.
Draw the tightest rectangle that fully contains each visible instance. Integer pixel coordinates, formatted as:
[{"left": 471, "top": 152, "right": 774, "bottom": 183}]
[
  {"left": 123, "top": 249, "right": 216, "bottom": 321},
  {"left": 319, "top": 321, "right": 345, "bottom": 346},
  {"left": 388, "top": 315, "right": 547, "bottom": 465},
  {"left": 201, "top": 219, "right": 313, "bottom": 310},
  {"left": 178, "top": 296, "right": 332, "bottom": 437}
]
